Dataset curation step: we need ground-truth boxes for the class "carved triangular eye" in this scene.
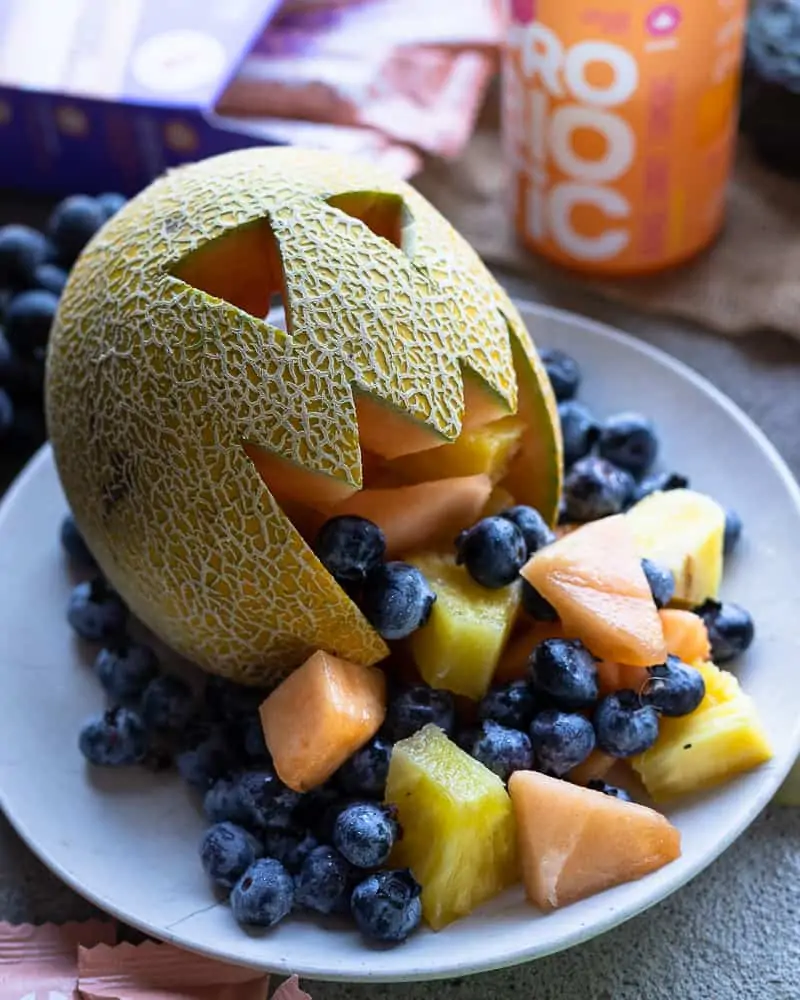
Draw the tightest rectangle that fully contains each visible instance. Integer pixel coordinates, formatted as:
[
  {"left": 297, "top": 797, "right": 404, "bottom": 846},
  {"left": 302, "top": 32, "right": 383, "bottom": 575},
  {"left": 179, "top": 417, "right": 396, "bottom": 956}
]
[
  {"left": 171, "top": 218, "right": 284, "bottom": 322},
  {"left": 326, "top": 191, "right": 414, "bottom": 258}
]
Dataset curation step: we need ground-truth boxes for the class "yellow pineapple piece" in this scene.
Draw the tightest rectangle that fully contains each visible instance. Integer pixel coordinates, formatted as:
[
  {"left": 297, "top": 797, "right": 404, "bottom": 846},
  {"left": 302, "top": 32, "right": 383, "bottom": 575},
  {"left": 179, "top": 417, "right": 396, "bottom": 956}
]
[
  {"left": 627, "top": 489, "right": 725, "bottom": 606},
  {"left": 385, "top": 724, "right": 518, "bottom": 929},
  {"left": 633, "top": 661, "right": 773, "bottom": 802},
  {"left": 483, "top": 484, "right": 516, "bottom": 517},
  {"left": 407, "top": 553, "right": 521, "bottom": 700},
  {"left": 385, "top": 416, "right": 525, "bottom": 485}
]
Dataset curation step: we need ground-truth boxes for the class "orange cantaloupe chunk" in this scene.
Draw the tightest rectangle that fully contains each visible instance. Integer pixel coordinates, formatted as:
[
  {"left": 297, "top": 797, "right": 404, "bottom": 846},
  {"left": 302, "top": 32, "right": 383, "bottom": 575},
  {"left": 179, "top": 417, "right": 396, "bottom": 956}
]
[
  {"left": 659, "top": 609, "right": 712, "bottom": 663},
  {"left": 521, "top": 515, "right": 667, "bottom": 667},
  {"left": 568, "top": 750, "right": 616, "bottom": 785},
  {"left": 245, "top": 443, "right": 358, "bottom": 508},
  {"left": 259, "top": 650, "right": 386, "bottom": 792},
  {"left": 325, "top": 474, "right": 492, "bottom": 558},
  {"left": 508, "top": 770, "right": 681, "bottom": 911},
  {"left": 596, "top": 660, "right": 649, "bottom": 696},
  {"left": 494, "top": 621, "right": 566, "bottom": 683}
]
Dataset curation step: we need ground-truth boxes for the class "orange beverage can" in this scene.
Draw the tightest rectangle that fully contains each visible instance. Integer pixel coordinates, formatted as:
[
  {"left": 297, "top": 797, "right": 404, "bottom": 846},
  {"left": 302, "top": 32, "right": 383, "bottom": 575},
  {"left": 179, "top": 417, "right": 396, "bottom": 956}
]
[{"left": 502, "top": 0, "right": 748, "bottom": 276}]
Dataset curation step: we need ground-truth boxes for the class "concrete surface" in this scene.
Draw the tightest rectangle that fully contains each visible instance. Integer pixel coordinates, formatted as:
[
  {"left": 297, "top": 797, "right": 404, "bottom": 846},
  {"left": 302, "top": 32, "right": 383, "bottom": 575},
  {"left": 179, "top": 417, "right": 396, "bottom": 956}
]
[{"left": 0, "top": 193, "right": 797, "bottom": 998}]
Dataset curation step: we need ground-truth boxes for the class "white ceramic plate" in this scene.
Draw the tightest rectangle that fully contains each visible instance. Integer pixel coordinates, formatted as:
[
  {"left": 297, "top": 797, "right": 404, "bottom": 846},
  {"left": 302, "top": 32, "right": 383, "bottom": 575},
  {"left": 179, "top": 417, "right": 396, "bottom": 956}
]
[{"left": 1, "top": 302, "right": 799, "bottom": 982}]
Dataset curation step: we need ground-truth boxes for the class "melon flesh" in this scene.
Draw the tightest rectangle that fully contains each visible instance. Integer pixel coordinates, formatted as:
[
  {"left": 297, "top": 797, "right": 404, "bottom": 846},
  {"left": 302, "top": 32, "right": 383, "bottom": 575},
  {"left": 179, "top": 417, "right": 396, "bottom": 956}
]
[
  {"left": 596, "top": 660, "right": 648, "bottom": 696},
  {"left": 245, "top": 443, "right": 358, "bottom": 508},
  {"left": 521, "top": 515, "right": 667, "bottom": 667},
  {"left": 508, "top": 770, "right": 681, "bottom": 910},
  {"left": 325, "top": 475, "right": 492, "bottom": 558},
  {"left": 659, "top": 609, "right": 711, "bottom": 664},
  {"left": 259, "top": 650, "right": 386, "bottom": 792}
]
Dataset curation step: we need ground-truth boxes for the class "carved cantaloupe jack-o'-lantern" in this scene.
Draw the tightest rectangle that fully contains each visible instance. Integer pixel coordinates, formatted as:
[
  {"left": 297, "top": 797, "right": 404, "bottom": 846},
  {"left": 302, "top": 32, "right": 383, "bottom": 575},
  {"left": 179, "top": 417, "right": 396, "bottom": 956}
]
[{"left": 46, "top": 148, "right": 561, "bottom": 685}]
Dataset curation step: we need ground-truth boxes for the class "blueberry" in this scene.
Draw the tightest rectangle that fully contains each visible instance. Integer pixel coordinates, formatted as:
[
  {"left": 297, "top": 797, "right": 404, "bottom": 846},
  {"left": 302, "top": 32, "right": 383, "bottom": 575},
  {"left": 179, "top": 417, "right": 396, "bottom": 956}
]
[
  {"left": 240, "top": 714, "right": 270, "bottom": 764},
  {"left": 695, "top": 599, "right": 755, "bottom": 663},
  {"left": 641, "top": 558, "right": 675, "bottom": 609},
  {"left": 314, "top": 515, "right": 386, "bottom": 586},
  {"left": 78, "top": 706, "right": 147, "bottom": 766},
  {"left": 230, "top": 858, "right": 294, "bottom": 927},
  {"left": 178, "top": 733, "right": 236, "bottom": 791},
  {"left": 333, "top": 802, "right": 398, "bottom": 868},
  {"left": 67, "top": 577, "right": 127, "bottom": 642},
  {"left": 587, "top": 779, "right": 632, "bottom": 803},
  {"left": 386, "top": 684, "right": 456, "bottom": 740},
  {"left": 0, "top": 225, "right": 50, "bottom": 290},
  {"left": 598, "top": 412, "right": 659, "bottom": 477},
  {"left": 529, "top": 710, "right": 595, "bottom": 776},
  {"left": 93, "top": 640, "right": 159, "bottom": 702},
  {"left": 631, "top": 471, "right": 689, "bottom": 504},
  {"left": 140, "top": 675, "right": 195, "bottom": 732},
  {"left": 203, "top": 675, "right": 267, "bottom": 722},
  {"left": 293, "top": 782, "right": 342, "bottom": 837},
  {"left": 464, "top": 720, "right": 534, "bottom": 781},
  {"left": 521, "top": 579, "right": 558, "bottom": 621},
  {"left": 0, "top": 336, "right": 43, "bottom": 404},
  {"left": 351, "top": 869, "right": 422, "bottom": 943},
  {"left": 33, "top": 263, "right": 68, "bottom": 296},
  {"left": 204, "top": 770, "right": 300, "bottom": 831},
  {"left": 0, "top": 388, "right": 13, "bottom": 440},
  {"left": 641, "top": 656, "right": 706, "bottom": 717},
  {"left": 558, "top": 400, "right": 600, "bottom": 467},
  {"left": 361, "top": 562, "right": 436, "bottom": 640},
  {"left": 48, "top": 195, "right": 106, "bottom": 266},
  {"left": 294, "top": 845, "right": 356, "bottom": 914},
  {"left": 594, "top": 691, "right": 659, "bottom": 757},
  {"left": 5, "top": 290, "right": 59, "bottom": 358},
  {"left": 563, "top": 456, "right": 635, "bottom": 521},
  {"left": 456, "top": 516, "right": 527, "bottom": 589},
  {"left": 529, "top": 638, "right": 599, "bottom": 709},
  {"left": 499, "top": 505, "right": 555, "bottom": 557},
  {"left": 478, "top": 680, "right": 537, "bottom": 730},
  {"left": 541, "top": 348, "right": 581, "bottom": 401},
  {"left": 59, "top": 513, "right": 96, "bottom": 568},
  {"left": 262, "top": 826, "right": 318, "bottom": 874},
  {"left": 97, "top": 192, "right": 127, "bottom": 219},
  {"left": 337, "top": 735, "right": 392, "bottom": 798},
  {"left": 200, "top": 822, "right": 261, "bottom": 890},
  {"left": 724, "top": 509, "right": 742, "bottom": 556}
]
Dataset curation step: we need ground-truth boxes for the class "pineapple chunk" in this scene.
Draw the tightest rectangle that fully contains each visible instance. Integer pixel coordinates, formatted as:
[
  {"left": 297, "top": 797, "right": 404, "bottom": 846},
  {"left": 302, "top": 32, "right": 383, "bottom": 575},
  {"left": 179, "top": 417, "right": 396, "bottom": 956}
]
[
  {"left": 627, "top": 489, "right": 725, "bottom": 605},
  {"left": 385, "top": 724, "right": 518, "bottom": 929},
  {"left": 407, "top": 553, "right": 521, "bottom": 699},
  {"left": 774, "top": 757, "right": 800, "bottom": 806},
  {"left": 633, "top": 661, "right": 772, "bottom": 801},
  {"left": 386, "top": 416, "right": 525, "bottom": 484}
]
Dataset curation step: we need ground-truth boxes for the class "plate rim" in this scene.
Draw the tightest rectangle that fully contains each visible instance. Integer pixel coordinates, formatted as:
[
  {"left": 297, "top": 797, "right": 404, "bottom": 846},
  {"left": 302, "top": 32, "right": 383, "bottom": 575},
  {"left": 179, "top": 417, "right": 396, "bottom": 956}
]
[{"left": 2, "top": 300, "right": 800, "bottom": 982}]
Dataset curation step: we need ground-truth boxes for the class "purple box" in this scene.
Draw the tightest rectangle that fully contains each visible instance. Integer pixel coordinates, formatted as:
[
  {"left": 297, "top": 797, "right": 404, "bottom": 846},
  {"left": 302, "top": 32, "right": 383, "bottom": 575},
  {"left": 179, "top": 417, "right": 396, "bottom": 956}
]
[{"left": 0, "top": 0, "right": 285, "bottom": 196}]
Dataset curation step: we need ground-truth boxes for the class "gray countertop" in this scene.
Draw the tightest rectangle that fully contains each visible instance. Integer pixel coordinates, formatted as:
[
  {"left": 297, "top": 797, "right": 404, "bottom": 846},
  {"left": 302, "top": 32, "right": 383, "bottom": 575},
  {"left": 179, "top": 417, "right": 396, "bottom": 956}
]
[{"left": 0, "top": 227, "right": 798, "bottom": 998}]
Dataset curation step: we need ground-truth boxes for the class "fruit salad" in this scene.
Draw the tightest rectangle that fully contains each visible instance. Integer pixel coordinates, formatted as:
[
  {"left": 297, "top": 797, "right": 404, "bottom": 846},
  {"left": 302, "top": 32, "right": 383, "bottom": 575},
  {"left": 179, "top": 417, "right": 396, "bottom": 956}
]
[{"left": 62, "top": 344, "right": 775, "bottom": 947}]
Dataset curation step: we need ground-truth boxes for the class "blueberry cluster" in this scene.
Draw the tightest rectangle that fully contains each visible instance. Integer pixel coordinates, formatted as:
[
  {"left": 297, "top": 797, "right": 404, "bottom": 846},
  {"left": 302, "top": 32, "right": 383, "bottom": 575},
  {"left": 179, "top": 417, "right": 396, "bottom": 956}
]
[
  {"left": 0, "top": 194, "right": 127, "bottom": 461},
  {"left": 63, "top": 511, "right": 422, "bottom": 944},
  {"left": 313, "top": 515, "right": 436, "bottom": 640},
  {"left": 542, "top": 349, "right": 744, "bottom": 553}
]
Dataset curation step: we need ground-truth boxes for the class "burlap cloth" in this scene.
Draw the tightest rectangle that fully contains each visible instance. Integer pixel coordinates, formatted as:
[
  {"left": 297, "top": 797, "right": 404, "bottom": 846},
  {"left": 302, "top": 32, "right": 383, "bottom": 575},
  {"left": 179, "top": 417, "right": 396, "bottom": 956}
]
[{"left": 416, "top": 123, "right": 800, "bottom": 339}]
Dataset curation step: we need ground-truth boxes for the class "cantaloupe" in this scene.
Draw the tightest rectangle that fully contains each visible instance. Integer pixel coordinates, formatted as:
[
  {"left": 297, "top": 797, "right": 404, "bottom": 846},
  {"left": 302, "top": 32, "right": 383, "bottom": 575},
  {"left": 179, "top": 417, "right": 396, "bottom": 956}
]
[
  {"left": 259, "top": 649, "right": 386, "bottom": 792},
  {"left": 568, "top": 750, "right": 616, "bottom": 785},
  {"left": 494, "top": 621, "right": 566, "bottom": 683},
  {"left": 46, "top": 148, "right": 561, "bottom": 683},
  {"left": 322, "top": 475, "right": 493, "bottom": 557},
  {"left": 596, "top": 660, "right": 648, "bottom": 696},
  {"left": 521, "top": 516, "right": 667, "bottom": 667},
  {"left": 659, "top": 609, "right": 711, "bottom": 664},
  {"left": 508, "top": 770, "right": 681, "bottom": 910}
]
